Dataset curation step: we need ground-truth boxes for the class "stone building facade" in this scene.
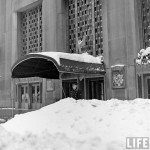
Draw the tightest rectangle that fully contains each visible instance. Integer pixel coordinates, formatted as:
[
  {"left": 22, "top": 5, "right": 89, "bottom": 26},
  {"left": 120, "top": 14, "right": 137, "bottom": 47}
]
[{"left": 0, "top": 0, "right": 146, "bottom": 108}]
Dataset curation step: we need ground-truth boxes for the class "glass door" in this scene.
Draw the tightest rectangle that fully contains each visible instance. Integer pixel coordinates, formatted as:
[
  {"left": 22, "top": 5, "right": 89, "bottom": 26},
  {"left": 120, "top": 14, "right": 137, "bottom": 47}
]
[
  {"left": 87, "top": 77, "right": 104, "bottom": 100},
  {"left": 20, "top": 84, "right": 29, "bottom": 108},
  {"left": 147, "top": 79, "right": 150, "bottom": 99},
  {"left": 30, "top": 83, "right": 42, "bottom": 109},
  {"left": 62, "top": 80, "right": 77, "bottom": 98}
]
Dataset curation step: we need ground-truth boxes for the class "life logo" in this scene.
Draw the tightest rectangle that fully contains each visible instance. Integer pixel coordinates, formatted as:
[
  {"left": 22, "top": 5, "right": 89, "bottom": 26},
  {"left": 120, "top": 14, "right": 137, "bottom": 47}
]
[{"left": 126, "top": 137, "right": 149, "bottom": 149}]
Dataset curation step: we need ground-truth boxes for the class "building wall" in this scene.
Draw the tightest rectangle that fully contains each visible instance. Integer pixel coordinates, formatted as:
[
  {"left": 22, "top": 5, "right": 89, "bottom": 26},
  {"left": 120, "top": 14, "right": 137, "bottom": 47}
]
[
  {"left": 53, "top": 0, "right": 140, "bottom": 100},
  {"left": 104, "top": 0, "right": 140, "bottom": 99},
  {"left": 8, "top": 0, "right": 64, "bottom": 107},
  {"left": 0, "top": 0, "right": 143, "bottom": 107},
  {"left": 0, "top": 0, "right": 12, "bottom": 107}
]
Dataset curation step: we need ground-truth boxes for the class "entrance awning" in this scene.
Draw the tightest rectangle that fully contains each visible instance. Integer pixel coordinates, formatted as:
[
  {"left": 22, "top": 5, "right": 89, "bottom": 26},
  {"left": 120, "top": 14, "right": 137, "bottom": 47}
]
[{"left": 11, "top": 52, "right": 105, "bottom": 79}]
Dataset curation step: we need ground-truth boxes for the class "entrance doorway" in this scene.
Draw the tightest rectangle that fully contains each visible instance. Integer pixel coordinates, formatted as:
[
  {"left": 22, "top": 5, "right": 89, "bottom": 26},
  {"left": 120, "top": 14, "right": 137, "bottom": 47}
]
[
  {"left": 62, "top": 79, "right": 77, "bottom": 98},
  {"left": 86, "top": 77, "right": 104, "bottom": 100},
  {"left": 62, "top": 77, "right": 105, "bottom": 100},
  {"left": 16, "top": 82, "right": 42, "bottom": 109},
  {"left": 21, "top": 84, "right": 28, "bottom": 102},
  {"left": 147, "top": 78, "right": 150, "bottom": 99}
]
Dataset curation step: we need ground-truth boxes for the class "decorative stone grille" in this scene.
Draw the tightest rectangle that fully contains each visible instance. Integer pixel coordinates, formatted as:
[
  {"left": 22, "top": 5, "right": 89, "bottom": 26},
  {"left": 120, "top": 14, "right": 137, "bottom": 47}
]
[
  {"left": 111, "top": 66, "right": 126, "bottom": 89},
  {"left": 68, "top": 0, "right": 76, "bottom": 53},
  {"left": 66, "top": 0, "right": 103, "bottom": 56},
  {"left": 21, "top": 4, "right": 42, "bottom": 56},
  {"left": 94, "top": 0, "right": 103, "bottom": 55},
  {"left": 141, "top": 0, "right": 150, "bottom": 48}
]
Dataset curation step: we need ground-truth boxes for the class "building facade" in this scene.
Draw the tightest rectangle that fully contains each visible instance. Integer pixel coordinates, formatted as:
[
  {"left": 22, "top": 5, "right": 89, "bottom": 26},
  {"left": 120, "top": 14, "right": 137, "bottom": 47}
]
[
  {"left": 136, "top": 0, "right": 150, "bottom": 99},
  {"left": 0, "top": 0, "right": 147, "bottom": 109}
]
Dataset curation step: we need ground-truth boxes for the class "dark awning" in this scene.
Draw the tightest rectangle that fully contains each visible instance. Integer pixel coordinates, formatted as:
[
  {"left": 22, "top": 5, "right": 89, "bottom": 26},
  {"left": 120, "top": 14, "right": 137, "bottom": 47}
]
[{"left": 11, "top": 52, "right": 105, "bottom": 79}]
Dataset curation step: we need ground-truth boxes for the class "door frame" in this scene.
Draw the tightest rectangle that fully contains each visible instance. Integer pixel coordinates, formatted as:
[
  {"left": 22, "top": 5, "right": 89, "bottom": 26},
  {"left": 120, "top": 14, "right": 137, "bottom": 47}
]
[
  {"left": 145, "top": 76, "right": 150, "bottom": 99},
  {"left": 62, "top": 74, "right": 106, "bottom": 100},
  {"left": 85, "top": 76, "right": 105, "bottom": 100},
  {"left": 62, "top": 79, "right": 78, "bottom": 98}
]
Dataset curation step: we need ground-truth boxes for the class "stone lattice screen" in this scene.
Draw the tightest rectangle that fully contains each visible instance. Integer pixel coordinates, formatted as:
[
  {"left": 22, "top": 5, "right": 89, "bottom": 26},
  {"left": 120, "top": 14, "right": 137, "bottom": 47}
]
[
  {"left": 66, "top": 0, "right": 103, "bottom": 56},
  {"left": 20, "top": 4, "right": 42, "bottom": 56},
  {"left": 141, "top": 0, "right": 150, "bottom": 48}
]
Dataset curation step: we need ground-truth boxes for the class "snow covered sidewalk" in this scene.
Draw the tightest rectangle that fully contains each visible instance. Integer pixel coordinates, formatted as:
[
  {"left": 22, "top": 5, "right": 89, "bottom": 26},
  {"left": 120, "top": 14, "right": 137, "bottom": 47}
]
[{"left": 0, "top": 98, "right": 150, "bottom": 150}]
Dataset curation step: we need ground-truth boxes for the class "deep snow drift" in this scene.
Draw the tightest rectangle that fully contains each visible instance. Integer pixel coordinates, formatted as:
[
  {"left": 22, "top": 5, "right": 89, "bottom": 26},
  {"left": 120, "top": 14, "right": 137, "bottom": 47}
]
[{"left": 0, "top": 98, "right": 150, "bottom": 150}]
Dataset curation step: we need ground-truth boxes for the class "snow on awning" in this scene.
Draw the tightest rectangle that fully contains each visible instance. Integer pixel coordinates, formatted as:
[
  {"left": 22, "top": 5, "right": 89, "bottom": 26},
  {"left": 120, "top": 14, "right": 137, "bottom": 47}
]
[
  {"left": 11, "top": 52, "right": 105, "bottom": 79},
  {"left": 136, "top": 47, "right": 150, "bottom": 65}
]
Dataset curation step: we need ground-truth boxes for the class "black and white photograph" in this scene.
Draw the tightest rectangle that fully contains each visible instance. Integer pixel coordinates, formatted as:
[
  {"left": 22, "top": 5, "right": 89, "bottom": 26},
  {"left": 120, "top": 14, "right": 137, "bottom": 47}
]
[{"left": 0, "top": 0, "right": 149, "bottom": 149}]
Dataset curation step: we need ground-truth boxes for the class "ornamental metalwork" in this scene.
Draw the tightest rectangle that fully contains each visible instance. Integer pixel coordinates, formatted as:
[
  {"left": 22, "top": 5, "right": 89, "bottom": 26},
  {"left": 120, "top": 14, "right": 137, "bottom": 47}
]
[
  {"left": 60, "top": 58, "right": 105, "bottom": 74},
  {"left": 141, "top": 0, "right": 150, "bottom": 48},
  {"left": 21, "top": 4, "right": 42, "bottom": 56},
  {"left": 66, "top": 0, "right": 103, "bottom": 56},
  {"left": 111, "top": 66, "right": 126, "bottom": 89}
]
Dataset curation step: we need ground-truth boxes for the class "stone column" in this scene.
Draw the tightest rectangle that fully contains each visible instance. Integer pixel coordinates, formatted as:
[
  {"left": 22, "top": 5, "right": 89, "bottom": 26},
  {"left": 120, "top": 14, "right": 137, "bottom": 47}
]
[
  {"left": 43, "top": 0, "right": 57, "bottom": 52},
  {"left": 106, "top": 0, "right": 138, "bottom": 99}
]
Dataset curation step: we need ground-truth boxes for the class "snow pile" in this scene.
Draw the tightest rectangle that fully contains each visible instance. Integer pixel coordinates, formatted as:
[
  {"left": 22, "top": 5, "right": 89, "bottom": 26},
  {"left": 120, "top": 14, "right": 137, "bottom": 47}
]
[
  {"left": 1, "top": 98, "right": 150, "bottom": 150},
  {"left": 136, "top": 47, "right": 150, "bottom": 64},
  {"left": 33, "top": 52, "right": 104, "bottom": 65},
  {"left": 111, "top": 64, "right": 125, "bottom": 68}
]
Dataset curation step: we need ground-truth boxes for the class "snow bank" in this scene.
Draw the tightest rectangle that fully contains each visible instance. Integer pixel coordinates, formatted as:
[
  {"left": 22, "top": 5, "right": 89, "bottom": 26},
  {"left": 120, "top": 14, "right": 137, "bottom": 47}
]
[{"left": 1, "top": 98, "right": 150, "bottom": 150}]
